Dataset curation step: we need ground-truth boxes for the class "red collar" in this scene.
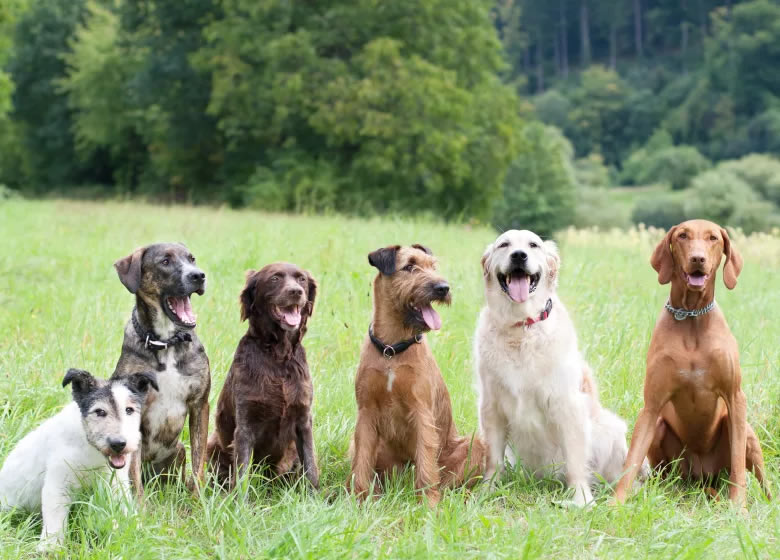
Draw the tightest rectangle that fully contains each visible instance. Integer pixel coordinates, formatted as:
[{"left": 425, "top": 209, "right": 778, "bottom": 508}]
[{"left": 513, "top": 298, "right": 553, "bottom": 328}]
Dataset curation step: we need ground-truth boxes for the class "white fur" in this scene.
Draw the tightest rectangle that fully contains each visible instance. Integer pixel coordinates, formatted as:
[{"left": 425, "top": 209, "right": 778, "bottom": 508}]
[
  {"left": 474, "top": 230, "right": 636, "bottom": 506},
  {"left": 0, "top": 388, "right": 137, "bottom": 551}
]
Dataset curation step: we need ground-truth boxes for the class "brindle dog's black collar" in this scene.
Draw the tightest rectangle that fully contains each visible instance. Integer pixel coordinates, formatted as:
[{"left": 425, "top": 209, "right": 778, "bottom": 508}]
[
  {"left": 132, "top": 307, "right": 192, "bottom": 352},
  {"left": 368, "top": 324, "right": 423, "bottom": 359}
]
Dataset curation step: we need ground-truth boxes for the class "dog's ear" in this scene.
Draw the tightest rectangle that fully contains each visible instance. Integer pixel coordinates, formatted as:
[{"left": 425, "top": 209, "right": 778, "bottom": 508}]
[
  {"left": 411, "top": 244, "right": 433, "bottom": 256},
  {"left": 480, "top": 243, "right": 493, "bottom": 277},
  {"left": 368, "top": 245, "right": 400, "bottom": 275},
  {"left": 114, "top": 247, "right": 146, "bottom": 294},
  {"left": 63, "top": 368, "right": 98, "bottom": 397},
  {"left": 239, "top": 270, "right": 258, "bottom": 322},
  {"left": 304, "top": 271, "right": 317, "bottom": 317},
  {"left": 543, "top": 240, "right": 560, "bottom": 285},
  {"left": 650, "top": 226, "right": 677, "bottom": 285},
  {"left": 720, "top": 228, "right": 743, "bottom": 290},
  {"left": 125, "top": 371, "right": 159, "bottom": 397}
]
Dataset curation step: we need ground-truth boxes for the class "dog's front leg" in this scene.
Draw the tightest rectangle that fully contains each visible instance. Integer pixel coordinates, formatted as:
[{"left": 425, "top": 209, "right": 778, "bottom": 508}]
[
  {"left": 112, "top": 464, "right": 135, "bottom": 515},
  {"left": 38, "top": 472, "right": 71, "bottom": 552},
  {"left": 479, "top": 400, "right": 507, "bottom": 484},
  {"left": 726, "top": 389, "right": 748, "bottom": 507},
  {"left": 613, "top": 406, "right": 662, "bottom": 503},
  {"left": 187, "top": 399, "right": 210, "bottom": 493},
  {"left": 414, "top": 410, "right": 441, "bottom": 507},
  {"left": 295, "top": 414, "right": 320, "bottom": 491},
  {"left": 350, "top": 408, "right": 378, "bottom": 501},
  {"left": 552, "top": 393, "right": 593, "bottom": 507}
]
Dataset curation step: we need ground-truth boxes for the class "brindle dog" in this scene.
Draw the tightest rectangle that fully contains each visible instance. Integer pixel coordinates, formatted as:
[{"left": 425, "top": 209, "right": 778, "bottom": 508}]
[
  {"left": 349, "top": 244, "right": 486, "bottom": 507},
  {"left": 112, "top": 243, "right": 211, "bottom": 495}
]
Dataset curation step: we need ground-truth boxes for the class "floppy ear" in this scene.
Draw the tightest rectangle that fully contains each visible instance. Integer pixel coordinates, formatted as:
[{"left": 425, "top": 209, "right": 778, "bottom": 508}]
[
  {"left": 368, "top": 245, "right": 400, "bottom": 275},
  {"left": 480, "top": 244, "right": 493, "bottom": 277},
  {"left": 114, "top": 247, "right": 146, "bottom": 294},
  {"left": 239, "top": 270, "right": 258, "bottom": 322},
  {"left": 721, "top": 228, "right": 743, "bottom": 290},
  {"left": 304, "top": 271, "right": 318, "bottom": 317},
  {"left": 543, "top": 240, "right": 560, "bottom": 285},
  {"left": 411, "top": 244, "right": 433, "bottom": 255},
  {"left": 125, "top": 371, "right": 159, "bottom": 396},
  {"left": 650, "top": 226, "right": 678, "bottom": 285},
  {"left": 62, "top": 368, "right": 98, "bottom": 396}
]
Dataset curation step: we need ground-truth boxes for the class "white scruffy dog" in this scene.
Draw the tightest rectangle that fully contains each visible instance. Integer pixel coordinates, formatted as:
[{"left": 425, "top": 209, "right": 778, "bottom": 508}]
[
  {"left": 0, "top": 369, "right": 157, "bottom": 551},
  {"left": 474, "top": 230, "right": 643, "bottom": 506}
]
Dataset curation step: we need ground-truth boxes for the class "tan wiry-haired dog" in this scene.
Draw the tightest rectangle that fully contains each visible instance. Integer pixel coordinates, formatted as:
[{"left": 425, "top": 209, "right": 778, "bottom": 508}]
[{"left": 349, "top": 244, "right": 485, "bottom": 507}]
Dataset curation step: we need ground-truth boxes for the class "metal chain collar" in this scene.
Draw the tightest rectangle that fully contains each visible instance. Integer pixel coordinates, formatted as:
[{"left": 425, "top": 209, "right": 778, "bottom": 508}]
[{"left": 665, "top": 299, "right": 716, "bottom": 321}]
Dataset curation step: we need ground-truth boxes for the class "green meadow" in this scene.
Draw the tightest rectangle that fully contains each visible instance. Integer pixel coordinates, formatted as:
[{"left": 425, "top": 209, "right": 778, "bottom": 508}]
[{"left": 0, "top": 199, "right": 778, "bottom": 559}]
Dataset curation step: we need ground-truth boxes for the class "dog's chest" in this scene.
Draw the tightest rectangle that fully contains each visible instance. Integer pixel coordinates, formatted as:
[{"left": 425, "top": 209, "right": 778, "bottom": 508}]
[{"left": 142, "top": 349, "right": 203, "bottom": 461}]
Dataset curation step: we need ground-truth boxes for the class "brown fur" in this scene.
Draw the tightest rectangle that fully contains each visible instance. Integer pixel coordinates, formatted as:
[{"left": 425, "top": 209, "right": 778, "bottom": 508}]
[
  {"left": 207, "top": 263, "right": 319, "bottom": 490},
  {"left": 614, "top": 220, "right": 770, "bottom": 505},
  {"left": 349, "top": 245, "right": 485, "bottom": 507}
]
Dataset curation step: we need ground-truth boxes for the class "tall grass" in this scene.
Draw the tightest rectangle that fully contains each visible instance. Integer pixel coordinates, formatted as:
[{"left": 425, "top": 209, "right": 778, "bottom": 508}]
[{"left": 0, "top": 200, "right": 777, "bottom": 559}]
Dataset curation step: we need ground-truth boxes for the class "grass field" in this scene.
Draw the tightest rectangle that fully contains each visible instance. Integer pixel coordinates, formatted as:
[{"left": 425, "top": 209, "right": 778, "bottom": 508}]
[{"left": 0, "top": 199, "right": 778, "bottom": 559}]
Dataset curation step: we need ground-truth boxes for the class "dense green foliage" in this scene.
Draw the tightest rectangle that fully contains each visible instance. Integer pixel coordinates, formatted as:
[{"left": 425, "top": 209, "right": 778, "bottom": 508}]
[{"left": 2, "top": 0, "right": 780, "bottom": 230}]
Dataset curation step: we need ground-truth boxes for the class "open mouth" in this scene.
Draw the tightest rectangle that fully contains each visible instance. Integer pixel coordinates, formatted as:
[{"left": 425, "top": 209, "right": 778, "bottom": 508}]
[
  {"left": 165, "top": 295, "right": 197, "bottom": 327},
  {"left": 684, "top": 270, "right": 709, "bottom": 288},
  {"left": 497, "top": 269, "right": 540, "bottom": 303},
  {"left": 410, "top": 303, "right": 443, "bottom": 331},
  {"left": 107, "top": 453, "right": 127, "bottom": 470},
  {"left": 274, "top": 304, "right": 302, "bottom": 329}
]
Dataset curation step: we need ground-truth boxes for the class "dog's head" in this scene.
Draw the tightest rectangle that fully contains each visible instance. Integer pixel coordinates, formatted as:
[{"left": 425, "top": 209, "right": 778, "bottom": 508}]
[
  {"left": 240, "top": 262, "right": 317, "bottom": 335},
  {"left": 368, "top": 244, "right": 451, "bottom": 332},
  {"left": 651, "top": 219, "right": 742, "bottom": 292},
  {"left": 114, "top": 243, "right": 206, "bottom": 330},
  {"left": 63, "top": 369, "right": 158, "bottom": 470},
  {"left": 481, "top": 230, "right": 559, "bottom": 314}
]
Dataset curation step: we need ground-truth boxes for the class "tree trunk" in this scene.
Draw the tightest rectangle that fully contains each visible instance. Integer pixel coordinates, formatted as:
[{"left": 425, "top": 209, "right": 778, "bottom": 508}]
[
  {"left": 553, "top": 28, "right": 561, "bottom": 77},
  {"left": 633, "top": 0, "right": 643, "bottom": 57},
  {"left": 560, "top": 0, "right": 569, "bottom": 78},
  {"left": 536, "top": 29, "right": 545, "bottom": 93},
  {"left": 609, "top": 21, "right": 617, "bottom": 70},
  {"left": 580, "top": 0, "right": 591, "bottom": 66},
  {"left": 681, "top": 20, "right": 688, "bottom": 74},
  {"left": 523, "top": 46, "right": 530, "bottom": 75}
]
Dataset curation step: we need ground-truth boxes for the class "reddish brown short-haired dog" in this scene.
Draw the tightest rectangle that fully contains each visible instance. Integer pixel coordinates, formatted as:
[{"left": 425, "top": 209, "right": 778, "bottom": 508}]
[
  {"left": 614, "top": 220, "right": 770, "bottom": 505},
  {"left": 349, "top": 244, "right": 485, "bottom": 506},
  {"left": 207, "top": 263, "right": 319, "bottom": 490}
]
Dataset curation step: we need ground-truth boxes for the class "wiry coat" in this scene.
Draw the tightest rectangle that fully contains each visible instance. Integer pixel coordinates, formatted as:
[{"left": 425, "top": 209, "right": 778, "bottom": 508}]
[{"left": 208, "top": 264, "right": 319, "bottom": 488}]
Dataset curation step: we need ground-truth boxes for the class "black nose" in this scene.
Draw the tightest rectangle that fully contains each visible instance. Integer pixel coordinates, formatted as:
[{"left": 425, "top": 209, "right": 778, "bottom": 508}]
[
  {"left": 433, "top": 283, "right": 450, "bottom": 297},
  {"left": 287, "top": 286, "right": 305, "bottom": 298},
  {"left": 689, "top": 254, "right": 706, "bottom": 265},
  {"left": 108, "top": 437, "right": 126, "bottom": 454},
  {"left": 188, "top": 271, "right": 206, "bottom": 283},
  {"left": 511, "top": 250, "right": 527, "bottom": 262}
]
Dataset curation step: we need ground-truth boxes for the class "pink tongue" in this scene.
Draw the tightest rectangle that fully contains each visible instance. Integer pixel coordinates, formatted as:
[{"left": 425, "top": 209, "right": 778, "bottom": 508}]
[
  {"left": 282, "top": 307, "right": 301, "bottom": 327},
  {"left": 420, "top": 305, "right": 442, "bottom": 330},
  {"left": 172, "top": 297, "right": 196, "bottom": 324},
  {"left": 109, "top": 455, "right": 126, "bottom": 469},
  {"left": 507, "top": 274, "right": 530, "bottom": 303},
  {"left": 688, "top": 274, "right": 706, "bottom": 287}
]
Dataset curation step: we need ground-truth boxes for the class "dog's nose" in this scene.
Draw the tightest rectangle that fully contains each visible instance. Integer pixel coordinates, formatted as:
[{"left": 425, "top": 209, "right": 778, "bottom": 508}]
[
  {"left": 108, "top": 437, "right": 126, "bottom": 454},
  {"left": 689, "top": 254, "right": 706, "bottom": 265},
  {"left": 188, "top": 271, "right": 206, "bottom": 283},
  {"left": 433, "top": 283, "right": 450, "bottom": 297},
  {"left": 510, "top": 250, "right": 527, "bottom": 262},
  {"left": 288, "top": 286, "right": 305, "bottom": 298}
]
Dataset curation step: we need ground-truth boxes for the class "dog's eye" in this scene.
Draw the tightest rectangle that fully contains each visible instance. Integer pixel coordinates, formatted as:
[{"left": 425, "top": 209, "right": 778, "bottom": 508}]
[
  {"left": 678, "top": 233, "right": 687, "bottom": 240},
  {"left": 529, "top": 242, "right": 538, "bottom": 248},
  {"left": 709, "top": 235, "right": 718, "bottom": 241},
  {"left": 162, "top": 259, "right": 170, "bottom": 266},
  {"left": 271, "top": 275, "right": 279, "bottom": 282},
  {"left": 125, "top": 407, "right": 134, "bottom": 415},
  {"left": 498, "top": 242, "right": 509, "bottom": 249},
  {"left": 403, "top": 264, "right": 415, "bottom": 272},
  {"left": 297, "top": 276, "right": 306, "bottom": 284},
  {"left": 94, "top": 409, "right": 107, "bottom": 418},
  {"left": 188, "top": 255, "right": 195, "bottom": 263}
]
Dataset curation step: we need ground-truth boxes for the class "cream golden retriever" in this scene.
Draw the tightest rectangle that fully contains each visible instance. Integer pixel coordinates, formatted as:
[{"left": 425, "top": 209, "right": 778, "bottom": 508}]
[{"left": 474, "top": 229, "right": 644, "bottom": 506}]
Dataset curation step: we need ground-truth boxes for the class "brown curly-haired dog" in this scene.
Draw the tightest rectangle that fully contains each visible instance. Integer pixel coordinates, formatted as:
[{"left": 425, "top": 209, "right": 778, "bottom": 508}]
[
  {"left": 207, "top": 263, "right": 319, "bottom": 491},
  {"left": 348, "top": 244, "right": 485, "bottom": 507}
]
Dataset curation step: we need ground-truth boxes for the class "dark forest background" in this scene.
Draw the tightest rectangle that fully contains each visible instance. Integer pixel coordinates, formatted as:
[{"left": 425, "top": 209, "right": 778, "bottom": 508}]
[{"left": 2, "top": 0, "right": 780, "bottom": 234}]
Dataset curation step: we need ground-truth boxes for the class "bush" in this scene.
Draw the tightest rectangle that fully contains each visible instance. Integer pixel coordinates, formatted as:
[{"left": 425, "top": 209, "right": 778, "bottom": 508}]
[
  {"left": 491, "top": 123, "right": 576, "bottom": 237},
  {"left": 684, "top": 169, "right": 779, "bottom": 233},
  {"left": 637, "top": 145, "right": 711, "bottom": 190},
  {"left": 573, "top": 186, "right": 631, "bottom": 229},
  {"left": 716, "top": 154, "right": 780, "bottom": 205},
  {"left": 574, "top": 153, "right": 611, "bottom": 188},
  {"left": 631, "top": 193, "right": 688, "bottom": 230},
  {"left": 533, "top": 90, "right": 571, "bottom": 131}
]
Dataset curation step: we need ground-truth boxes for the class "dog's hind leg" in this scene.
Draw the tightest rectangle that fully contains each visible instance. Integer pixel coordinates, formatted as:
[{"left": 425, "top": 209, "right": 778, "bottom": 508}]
[
  {"left": 746, "top": 422, "right": 771, "bottom": 500},
  {"left": 439, "top": 434, "right": 486, "bottom": 489}
]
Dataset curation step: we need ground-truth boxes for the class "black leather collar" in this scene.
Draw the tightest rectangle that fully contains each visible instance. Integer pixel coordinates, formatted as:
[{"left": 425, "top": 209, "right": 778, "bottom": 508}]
[
  {"left": 368, "top": 324, "right": 423, "bottom": 359},
  {"left": 132, "top": 307, "right": 192, "bottom": 352}
]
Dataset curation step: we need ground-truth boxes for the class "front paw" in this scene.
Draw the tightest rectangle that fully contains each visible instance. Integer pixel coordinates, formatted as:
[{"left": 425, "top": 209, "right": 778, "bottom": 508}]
[
  {"left": 36, "top": 535, "right": 63, "bottom": 554},
  {"left": 570, "top": 483, "right": 594, "bottom": 508}
]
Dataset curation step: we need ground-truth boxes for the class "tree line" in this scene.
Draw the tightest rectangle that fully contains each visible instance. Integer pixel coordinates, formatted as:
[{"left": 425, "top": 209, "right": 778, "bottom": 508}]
[{"left": 1, "top": 0, "right": 779, "bottom": 233}]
